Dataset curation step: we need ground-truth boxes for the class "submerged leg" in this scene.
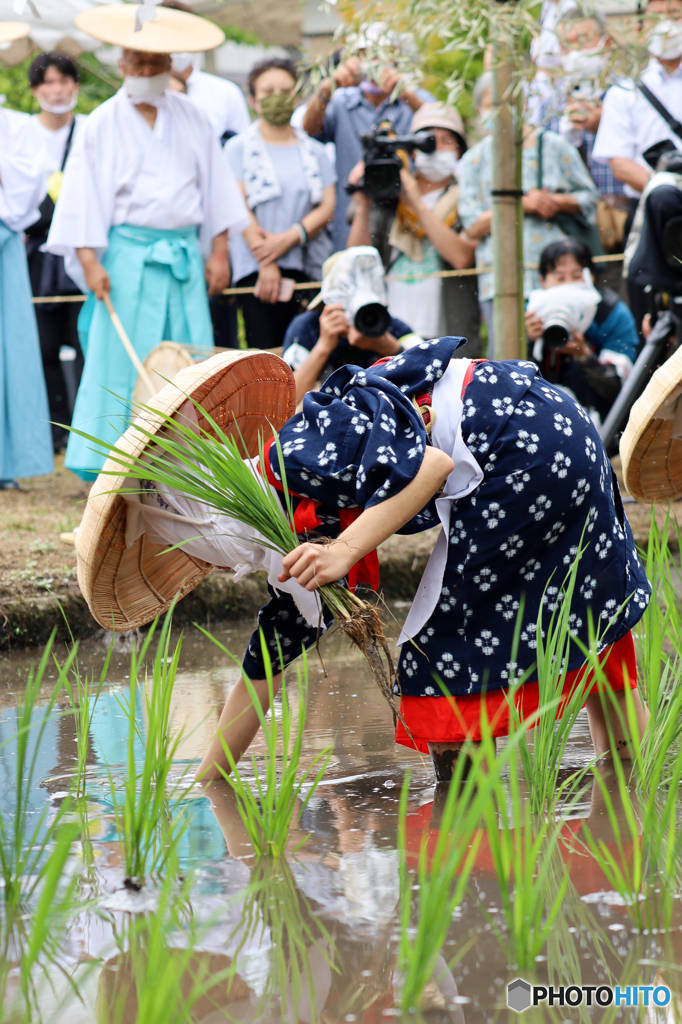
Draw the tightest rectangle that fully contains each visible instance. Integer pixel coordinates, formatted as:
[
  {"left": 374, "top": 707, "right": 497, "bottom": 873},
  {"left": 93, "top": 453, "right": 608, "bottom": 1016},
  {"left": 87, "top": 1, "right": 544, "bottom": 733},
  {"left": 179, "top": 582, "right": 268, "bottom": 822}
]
[
  {"left": 427, "top": 740, "right": 495, "bottom": 783},
  {"left": 584, "top": 687, "right": 649, "bottom": 761},
  {"left": 196, "top": 673, "right": 282, "bottom": 781}
]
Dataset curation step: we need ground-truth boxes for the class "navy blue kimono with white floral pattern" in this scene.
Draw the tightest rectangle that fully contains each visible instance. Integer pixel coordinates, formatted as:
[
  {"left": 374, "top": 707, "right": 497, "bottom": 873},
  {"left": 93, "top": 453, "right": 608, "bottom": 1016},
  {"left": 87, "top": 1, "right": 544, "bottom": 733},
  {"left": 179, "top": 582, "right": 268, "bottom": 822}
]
[{"left": 242, "top": 337, "right": 651, "bottom": 700}]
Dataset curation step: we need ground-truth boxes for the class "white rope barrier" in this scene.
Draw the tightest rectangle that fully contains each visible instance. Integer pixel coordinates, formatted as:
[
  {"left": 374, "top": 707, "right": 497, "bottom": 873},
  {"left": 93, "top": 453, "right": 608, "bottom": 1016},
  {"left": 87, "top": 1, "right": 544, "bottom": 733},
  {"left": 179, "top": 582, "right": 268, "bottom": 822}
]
[{"left": 30, "top": 253, "right": 625, "bottom": 304}]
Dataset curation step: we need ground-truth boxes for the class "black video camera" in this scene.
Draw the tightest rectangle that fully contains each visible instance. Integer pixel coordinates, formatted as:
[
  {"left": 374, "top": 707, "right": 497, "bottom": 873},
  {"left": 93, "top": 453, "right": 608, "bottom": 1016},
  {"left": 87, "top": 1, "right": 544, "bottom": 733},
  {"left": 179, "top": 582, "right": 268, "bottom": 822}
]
[{"left": 345, "top": 121, "right": 436, "bottom": 205}]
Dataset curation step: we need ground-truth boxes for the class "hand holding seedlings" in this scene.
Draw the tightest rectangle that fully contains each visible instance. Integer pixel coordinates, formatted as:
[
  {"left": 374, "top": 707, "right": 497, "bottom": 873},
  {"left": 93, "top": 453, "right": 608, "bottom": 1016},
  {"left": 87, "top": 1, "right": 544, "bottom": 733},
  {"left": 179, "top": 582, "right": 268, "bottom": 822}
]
[{"left": 278, "top": 447, "right": 454, "bottom": 591}]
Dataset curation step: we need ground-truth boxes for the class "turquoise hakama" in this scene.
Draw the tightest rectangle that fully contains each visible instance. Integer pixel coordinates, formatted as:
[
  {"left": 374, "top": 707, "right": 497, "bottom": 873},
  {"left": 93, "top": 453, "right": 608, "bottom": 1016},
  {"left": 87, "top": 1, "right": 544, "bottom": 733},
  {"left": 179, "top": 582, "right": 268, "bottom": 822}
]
[
  {"left": 0, "top": 219, "right": 53, "bottom": 482},
  {"left": 65, "top": 223, "right": 213, "bottom": 480}
]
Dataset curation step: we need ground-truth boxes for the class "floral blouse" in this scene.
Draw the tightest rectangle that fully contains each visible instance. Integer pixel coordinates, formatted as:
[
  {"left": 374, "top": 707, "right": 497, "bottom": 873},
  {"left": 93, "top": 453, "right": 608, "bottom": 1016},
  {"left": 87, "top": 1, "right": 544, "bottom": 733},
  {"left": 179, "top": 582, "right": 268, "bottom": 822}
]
[{"left": 457, "top": 130, "right": 600, "bottom": 302}]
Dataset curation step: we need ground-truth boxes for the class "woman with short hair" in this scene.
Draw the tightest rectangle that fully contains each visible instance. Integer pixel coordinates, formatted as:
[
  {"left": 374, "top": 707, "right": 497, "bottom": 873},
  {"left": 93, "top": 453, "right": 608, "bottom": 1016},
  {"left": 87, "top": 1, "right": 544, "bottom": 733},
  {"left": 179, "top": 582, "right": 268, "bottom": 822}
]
[{"left": 226, "top": 59, "right": 336, "bottom": 348}]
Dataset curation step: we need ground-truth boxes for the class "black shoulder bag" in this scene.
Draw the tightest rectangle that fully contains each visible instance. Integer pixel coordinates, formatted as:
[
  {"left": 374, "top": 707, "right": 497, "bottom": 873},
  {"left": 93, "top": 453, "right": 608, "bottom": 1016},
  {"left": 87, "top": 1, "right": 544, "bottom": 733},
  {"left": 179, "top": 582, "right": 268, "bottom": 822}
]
[{"left": 536, "top": 130, "right": 604, "bottom": 256}]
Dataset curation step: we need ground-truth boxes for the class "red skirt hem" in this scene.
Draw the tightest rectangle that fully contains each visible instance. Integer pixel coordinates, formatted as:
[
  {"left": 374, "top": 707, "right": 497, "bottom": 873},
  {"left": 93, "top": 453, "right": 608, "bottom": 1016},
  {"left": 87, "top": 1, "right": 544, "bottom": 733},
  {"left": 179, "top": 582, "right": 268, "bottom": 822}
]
[{"left": 395, "top": 631, "right": 637, "bottom": 753}]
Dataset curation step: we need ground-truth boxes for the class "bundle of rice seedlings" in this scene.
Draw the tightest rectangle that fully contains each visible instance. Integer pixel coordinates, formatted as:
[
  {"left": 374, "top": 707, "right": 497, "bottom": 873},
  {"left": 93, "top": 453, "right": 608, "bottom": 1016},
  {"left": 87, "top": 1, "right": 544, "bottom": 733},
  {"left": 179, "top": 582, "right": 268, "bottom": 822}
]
[{"left": 82, "top": 402, "right": 404, "bottom": 727}]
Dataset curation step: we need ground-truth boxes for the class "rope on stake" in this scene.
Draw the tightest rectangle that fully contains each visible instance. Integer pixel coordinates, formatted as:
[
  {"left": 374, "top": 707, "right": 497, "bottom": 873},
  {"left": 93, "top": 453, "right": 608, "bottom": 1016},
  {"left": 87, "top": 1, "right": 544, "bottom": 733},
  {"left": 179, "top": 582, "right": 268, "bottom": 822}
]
[{"left": 30, "top": 254, "right": 626, "bottom": 303}]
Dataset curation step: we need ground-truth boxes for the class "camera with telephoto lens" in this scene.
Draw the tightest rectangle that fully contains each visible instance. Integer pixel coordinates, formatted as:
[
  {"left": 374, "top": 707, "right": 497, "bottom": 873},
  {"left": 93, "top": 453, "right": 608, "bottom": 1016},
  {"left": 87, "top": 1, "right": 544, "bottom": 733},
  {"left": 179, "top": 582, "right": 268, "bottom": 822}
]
[
  {"left": 345, "top": 120, "right": 436, "bottom": 204},
  {"left": 526, "top": 280, "right": 601, "bottom": 353},
  {"left": 317, "top": 245, "right": 391, "bottom": 338}
]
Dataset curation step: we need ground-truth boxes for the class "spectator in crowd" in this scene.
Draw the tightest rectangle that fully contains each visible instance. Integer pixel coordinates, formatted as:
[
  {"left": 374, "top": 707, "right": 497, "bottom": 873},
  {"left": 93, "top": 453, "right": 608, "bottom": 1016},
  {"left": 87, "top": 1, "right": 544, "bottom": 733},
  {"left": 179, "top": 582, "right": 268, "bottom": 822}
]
[
  {"left": 281, "top": 247, "right": 419, "bottom": 403},
  {"left": 0, "top": 100, "right": 53, "bottom": 488},
  {"left": 225, "top": 59, "right": 336, "bottom": 350},
  {"left": 47, "top": 8, "right": 249, "bottom": 480},
  {"left": 24, "top": 51, "right": 86, "bottom": 453},
  {"left": 302, "top": 25, "right": 432, "bottom": 249},
  {"left": 525, "top": 238, "right": 638, "bottom": 420},
  {"left": 592, "top": 0, "right": 682, "bottom": 325},
  {"left": 458, "top": 72, "right": 599, "bottom": 356},
  {"left": 346, "top": 103, "right": 479, "bottom": 347}
]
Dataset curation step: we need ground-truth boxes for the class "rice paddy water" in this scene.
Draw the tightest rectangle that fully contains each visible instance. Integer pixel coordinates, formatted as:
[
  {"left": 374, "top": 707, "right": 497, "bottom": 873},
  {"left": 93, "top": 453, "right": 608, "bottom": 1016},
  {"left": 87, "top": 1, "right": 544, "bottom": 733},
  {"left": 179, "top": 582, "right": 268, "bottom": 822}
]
[{"left": 0, "top": 518, "right": 682, "bottom": 1022}]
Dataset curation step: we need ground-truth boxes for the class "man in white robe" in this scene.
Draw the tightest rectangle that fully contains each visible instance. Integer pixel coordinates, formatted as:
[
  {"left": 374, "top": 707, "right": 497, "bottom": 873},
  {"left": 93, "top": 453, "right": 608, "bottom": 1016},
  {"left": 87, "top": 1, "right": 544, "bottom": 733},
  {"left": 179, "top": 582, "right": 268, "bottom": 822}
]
[
  {"left": 47, "top": 44, "right": 249, "bottom": 480},
  {"left": 0, "top": 102, "right": 53, "bottom": 486}
]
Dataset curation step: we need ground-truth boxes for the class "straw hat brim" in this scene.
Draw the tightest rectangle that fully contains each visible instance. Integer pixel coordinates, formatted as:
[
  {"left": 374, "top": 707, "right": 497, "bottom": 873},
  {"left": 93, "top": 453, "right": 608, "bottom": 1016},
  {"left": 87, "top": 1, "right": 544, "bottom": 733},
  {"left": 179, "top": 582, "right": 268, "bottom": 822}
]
[
  {"left": 74, "top": 4, "right": 224, "bottom": 53},
  {"left": 620, "top": 342, "right": 682, "bottom": 502},
  {"left": 76, "top": 349, "right": 296, "bottom": 632},
  {"left": 0, "top": 21, "right": 31, "bottom": 45}
]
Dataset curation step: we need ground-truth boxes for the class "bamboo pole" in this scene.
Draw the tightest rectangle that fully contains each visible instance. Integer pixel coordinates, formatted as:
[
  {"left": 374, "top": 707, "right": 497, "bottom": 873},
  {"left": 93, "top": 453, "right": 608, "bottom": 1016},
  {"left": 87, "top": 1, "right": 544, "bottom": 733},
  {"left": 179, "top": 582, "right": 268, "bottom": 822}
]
[
  {"left": 103, "top": 292, "right": 156, "bottom": 395},
  {"left": 491, "top": 37, "right": 524, "bottom": 360}
]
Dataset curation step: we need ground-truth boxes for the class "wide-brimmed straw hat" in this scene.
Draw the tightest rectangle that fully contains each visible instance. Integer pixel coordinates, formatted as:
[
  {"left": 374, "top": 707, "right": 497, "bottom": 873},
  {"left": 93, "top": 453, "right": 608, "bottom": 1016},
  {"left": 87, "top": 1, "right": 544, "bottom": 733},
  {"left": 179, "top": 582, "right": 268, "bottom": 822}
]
[
  {"left": 74, "top": 4, "right": 224, "bottom": 53},
  {"left": 620, "top": 344, "right": 682, "bottom": 502},
  {"left": 0, "top": 21, "right": 30, "bottom": 45},
  {"left": 76, "top": 350, "right": 295, "bottom": 632}
]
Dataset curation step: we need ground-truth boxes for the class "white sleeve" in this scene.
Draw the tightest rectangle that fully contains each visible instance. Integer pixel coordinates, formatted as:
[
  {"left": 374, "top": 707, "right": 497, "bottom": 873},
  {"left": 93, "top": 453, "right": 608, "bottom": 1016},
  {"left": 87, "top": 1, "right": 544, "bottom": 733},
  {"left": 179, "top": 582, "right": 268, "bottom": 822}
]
[
  {"left": 592, "top": 86, "right": 637, "bottom": 163},
  {"left": 224, "top": 81, "right": 250, "bottom": 135},
  {"left": 46, "top": 115, "right": 113, "bottom": 256},
  {"left": 199, "top": 126, "right": 250, "bottom": 253},
  {"left": 0, "top": 113, "right": 45, "bottom": 232}
]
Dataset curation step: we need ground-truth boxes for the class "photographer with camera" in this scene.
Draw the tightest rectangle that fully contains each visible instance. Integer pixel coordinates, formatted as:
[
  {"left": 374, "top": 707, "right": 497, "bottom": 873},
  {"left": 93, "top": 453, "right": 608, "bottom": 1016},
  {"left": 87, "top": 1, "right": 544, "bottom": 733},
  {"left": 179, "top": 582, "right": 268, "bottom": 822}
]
[
  {"left": 281, "top": 246, "right": 420, "bottom": 403},
  {"left": 344, "top": 104, "right": 478, "bottom": 346},
  {"left": 525, "top": 238, "right": 638, "bottom": 421},
  {"left": 301, "top": 24, "right": 432, "bottom": 250}
]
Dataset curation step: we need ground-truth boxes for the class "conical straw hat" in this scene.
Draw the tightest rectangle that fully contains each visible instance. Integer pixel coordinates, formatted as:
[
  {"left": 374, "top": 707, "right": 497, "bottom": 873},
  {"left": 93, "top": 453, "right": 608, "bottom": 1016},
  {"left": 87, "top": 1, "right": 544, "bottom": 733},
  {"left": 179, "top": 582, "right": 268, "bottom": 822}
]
[
  {"left": 0, "top": 22, "right": 30, "bottom": 45},
  {"left": 620, "top": 343, "right": 682, "bottom": 502},
  {"left": 74, "top": 4, "right": 224, "bottom": 53},
  {"left": 76, "top": 349, "right": 296, "bottom": 632}
]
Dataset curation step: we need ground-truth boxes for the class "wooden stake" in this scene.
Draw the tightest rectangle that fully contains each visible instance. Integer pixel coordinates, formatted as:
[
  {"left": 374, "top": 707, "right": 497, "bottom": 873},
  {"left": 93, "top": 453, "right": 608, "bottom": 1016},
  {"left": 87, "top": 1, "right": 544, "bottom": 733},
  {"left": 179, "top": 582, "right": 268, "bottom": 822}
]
[{"left": 103, "top": 292, "right": 156, "bottom": 397}]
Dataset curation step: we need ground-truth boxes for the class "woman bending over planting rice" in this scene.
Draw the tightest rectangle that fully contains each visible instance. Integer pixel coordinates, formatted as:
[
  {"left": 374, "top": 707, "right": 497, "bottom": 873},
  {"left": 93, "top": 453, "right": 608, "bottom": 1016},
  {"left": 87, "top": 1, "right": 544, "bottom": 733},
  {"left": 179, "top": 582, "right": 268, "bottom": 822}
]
[{"left": 77, "top": 338, "right": 651, "bottom": 783}]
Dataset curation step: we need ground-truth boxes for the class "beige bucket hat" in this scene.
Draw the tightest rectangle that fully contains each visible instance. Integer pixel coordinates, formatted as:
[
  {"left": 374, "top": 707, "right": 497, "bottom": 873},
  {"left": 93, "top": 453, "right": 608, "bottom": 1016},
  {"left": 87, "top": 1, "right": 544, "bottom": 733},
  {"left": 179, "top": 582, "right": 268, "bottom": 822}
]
[
  {"left": 74, "top": 4, "right": 224, "bottom": 53},
  {"left": 76, "top": 349, "right": 296, "bottom": 632},
  {"left": 0, "top": 21, "right": 30, "bottom": 45},
  {"left": 620, "top": 344, "right": 682, "bottom": 502}
]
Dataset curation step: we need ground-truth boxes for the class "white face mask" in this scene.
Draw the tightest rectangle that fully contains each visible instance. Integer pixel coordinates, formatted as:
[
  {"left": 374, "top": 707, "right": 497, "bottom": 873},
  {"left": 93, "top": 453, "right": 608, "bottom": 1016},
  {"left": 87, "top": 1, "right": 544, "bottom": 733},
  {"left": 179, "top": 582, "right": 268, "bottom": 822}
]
[
  {"left": 37, "top": 93, "right": 79, "bottom": 115},
  {"left": 171, "top": 52, "right": 193, "bottom": 73},
  {"left": 648, "top": 20, "right": 682, "bottom": 60},
  {"left": 414, "top": 148, "right": 458, "bottom": 183},
  {"left": 124, "top": 72, "right": 170, "bottom": 103},
  {"left": 559, "top": 45, "right": 607, "bottom": 79}
]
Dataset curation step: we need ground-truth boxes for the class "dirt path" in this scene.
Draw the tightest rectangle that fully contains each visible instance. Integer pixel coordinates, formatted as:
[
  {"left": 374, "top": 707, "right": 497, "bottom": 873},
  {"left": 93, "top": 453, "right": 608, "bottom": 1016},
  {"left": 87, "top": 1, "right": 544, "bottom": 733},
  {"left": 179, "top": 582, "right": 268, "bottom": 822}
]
[{"left": 0, "top": 455, "right": 679, "bottom": 648}]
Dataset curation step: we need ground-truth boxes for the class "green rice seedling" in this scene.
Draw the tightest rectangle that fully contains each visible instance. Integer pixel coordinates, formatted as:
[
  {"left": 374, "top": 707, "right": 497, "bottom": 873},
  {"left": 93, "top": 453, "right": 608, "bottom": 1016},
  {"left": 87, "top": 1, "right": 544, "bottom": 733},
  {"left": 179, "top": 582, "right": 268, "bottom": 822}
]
[
  {"left": 72, "top": 400, "right": 401, "bottom": 720},
  {"left": 53, "top": 641, "right": 112, "bottom": 800},
  {"left": 0, "top": 633, "right": 73, "bottom": 910},
  {"left": 233, "top": 856, "right": 336, "bottom": 1022},
  {"left": 199, "top": 630, "right": 331, "bottom": 857},
  {"left": 395, "top": 706, "right": 539, "bottom": 1011},
  {"left": 98, "top": 872, "right": 244, "bottom": 1024},
  {"left": 479, "top": 744, "right": 583, "bottom": 970},
  {"left": 636, "top": 508, "right": 682, "bottom": 667},
  {"left": 505, "top": 543, "right": 597, "bottom": 815},
  {"left": 107, "top": 611, "right": 192, "bottom": 886}
]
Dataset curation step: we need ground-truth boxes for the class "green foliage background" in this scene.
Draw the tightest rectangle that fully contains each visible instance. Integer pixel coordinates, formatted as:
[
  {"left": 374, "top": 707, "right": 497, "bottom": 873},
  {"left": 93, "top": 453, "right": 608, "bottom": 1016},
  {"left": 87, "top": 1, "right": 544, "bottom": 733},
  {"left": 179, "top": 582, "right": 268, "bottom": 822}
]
[{"left": 0, "top": 52, "right": 120, "bottom": 114}]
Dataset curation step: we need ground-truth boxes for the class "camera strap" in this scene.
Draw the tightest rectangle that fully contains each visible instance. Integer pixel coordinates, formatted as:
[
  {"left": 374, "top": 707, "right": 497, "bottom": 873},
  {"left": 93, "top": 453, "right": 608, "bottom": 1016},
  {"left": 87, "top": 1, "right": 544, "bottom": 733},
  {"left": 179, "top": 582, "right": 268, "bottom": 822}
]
[{"left": 636, "top": 81, "right": 682, "bottom": 143}]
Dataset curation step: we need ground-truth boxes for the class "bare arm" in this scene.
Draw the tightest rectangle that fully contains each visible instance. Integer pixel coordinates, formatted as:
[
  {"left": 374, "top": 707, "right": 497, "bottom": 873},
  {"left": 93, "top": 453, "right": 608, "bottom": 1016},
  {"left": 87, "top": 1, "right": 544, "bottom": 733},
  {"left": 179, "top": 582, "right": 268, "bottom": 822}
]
[
  {"left": 279, "top": 445, "right": 455, "bottom": 590},
  {"left": 610, "top": 157, "right": 650, "bottom": 193},
  {"left": 302, "top": 89, "right": 331, "bottom": 137},
  {"left": 465, "top": 210, "right": 492, "bottom": 240},
  {"left": 547, "top": 193, "right": 582, "bottom": 215},
  {"left": 346, "top": 192, "right": 372, "bottom": 248}
]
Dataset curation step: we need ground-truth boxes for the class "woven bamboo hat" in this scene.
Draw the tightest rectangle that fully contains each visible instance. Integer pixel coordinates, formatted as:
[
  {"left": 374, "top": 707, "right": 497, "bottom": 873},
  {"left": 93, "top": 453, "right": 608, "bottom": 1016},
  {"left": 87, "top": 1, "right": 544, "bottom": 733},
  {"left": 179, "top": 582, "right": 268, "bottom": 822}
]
[
  {"left": 620, "top": 344, "right": 682, "bottom": 502},
  {"left": 75, "top": 4, "right": 224, "bottom": 53},
  {"left": 0, "top": 22, "right": 30, "bottom": 45},
  {"left": 76, "top": 350, "right": 296, "bottom": 632}
]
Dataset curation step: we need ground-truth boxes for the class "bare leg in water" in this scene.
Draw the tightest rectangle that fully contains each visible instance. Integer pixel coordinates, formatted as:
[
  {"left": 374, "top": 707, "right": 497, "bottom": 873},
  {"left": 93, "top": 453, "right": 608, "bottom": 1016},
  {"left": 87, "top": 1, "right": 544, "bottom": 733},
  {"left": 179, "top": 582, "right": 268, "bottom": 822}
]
[
  {"left": 584, "top": 687, "right": 649, "bottom": 761},
  {"left": 427, "top": 740, "right": 496, "bottom": 783},
  {"left": 196, "top": 673, "right": 282, "bottom": 781}
]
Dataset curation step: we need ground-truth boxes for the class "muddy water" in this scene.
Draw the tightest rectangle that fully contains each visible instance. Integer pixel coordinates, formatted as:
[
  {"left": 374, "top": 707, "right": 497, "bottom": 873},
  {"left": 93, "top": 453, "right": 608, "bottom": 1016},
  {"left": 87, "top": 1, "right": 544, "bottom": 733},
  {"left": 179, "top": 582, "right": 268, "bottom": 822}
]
[{"left": 0, "top": 621, "right": 680, "bottom": 1023}]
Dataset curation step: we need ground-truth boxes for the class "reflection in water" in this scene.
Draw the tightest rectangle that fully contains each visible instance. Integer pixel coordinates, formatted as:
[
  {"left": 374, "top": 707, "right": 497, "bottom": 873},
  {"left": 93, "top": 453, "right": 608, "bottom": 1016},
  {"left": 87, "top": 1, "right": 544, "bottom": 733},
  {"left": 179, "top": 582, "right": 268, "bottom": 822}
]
[{"left": 1, "top": 623, "right": 681, "bottom": 1021}]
